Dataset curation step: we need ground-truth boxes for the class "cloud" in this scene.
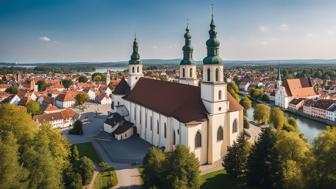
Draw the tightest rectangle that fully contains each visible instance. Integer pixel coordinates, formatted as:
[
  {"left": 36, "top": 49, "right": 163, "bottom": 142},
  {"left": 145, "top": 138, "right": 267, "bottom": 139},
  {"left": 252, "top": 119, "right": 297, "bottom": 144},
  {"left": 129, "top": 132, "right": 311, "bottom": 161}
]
[
  {"left": 326, "top": 29, "right": 335, "bottom": 36},
  {"left": 259, "top": 25, "right": 269, "bottom": 32},
  {"left": 39, "top": 36, "right": 51, "bottom": 42},
  {"left": 280, "top": 24, "right": 288, "bottom": 31},
  {"left": 305, "top": 33, "right": 314, "bottom": 38}
]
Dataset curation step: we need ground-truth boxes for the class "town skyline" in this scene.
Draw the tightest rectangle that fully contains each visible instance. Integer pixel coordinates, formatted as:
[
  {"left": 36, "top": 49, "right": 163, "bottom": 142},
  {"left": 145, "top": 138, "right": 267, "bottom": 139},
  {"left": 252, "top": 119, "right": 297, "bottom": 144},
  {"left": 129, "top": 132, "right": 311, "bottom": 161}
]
[{"left": 1, "top": 0, "right": 336, "bottom": 63}]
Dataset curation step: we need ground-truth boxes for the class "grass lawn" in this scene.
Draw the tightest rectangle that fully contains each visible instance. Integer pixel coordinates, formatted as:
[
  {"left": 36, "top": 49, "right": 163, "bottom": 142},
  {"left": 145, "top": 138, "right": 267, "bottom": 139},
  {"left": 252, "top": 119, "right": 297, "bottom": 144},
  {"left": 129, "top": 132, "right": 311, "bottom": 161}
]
[
  {"left": 73, "top": 142, "right": 102, "bottom": 165},
  {"left": 94, "top": 167, "right": 118, "bottom": 189},
  {"left": 201, "top": 169, "right": 251, "bottom": 189}
]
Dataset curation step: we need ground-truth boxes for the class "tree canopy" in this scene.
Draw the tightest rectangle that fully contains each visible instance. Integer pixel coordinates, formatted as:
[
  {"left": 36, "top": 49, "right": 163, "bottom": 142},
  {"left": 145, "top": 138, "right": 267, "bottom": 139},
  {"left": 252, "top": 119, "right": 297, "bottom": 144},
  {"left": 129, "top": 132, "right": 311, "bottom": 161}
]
[
  {"left": 253, "top": 104, "right": 271, "bottom": 124},
  {"left": 270, "top": 107, "right": 285, "bottom": 130},
  {"left": 78, "top": 76, "right": 88, "bottom": 83},
  {"left": 26, "top": 100, "right": 41, "bottom": 116},
  {"left": 75, "top": 93, "right": 89, "bottom": 106},
  {"left": 61, "top": 79, "right": 73, "bottom": 89}
]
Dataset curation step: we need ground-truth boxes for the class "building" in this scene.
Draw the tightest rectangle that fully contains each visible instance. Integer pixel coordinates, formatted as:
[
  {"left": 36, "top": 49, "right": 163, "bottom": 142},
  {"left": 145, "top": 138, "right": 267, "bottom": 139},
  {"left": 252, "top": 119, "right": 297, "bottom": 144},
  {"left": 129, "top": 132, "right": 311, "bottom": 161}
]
[
  {"left": 95, "top": 93, "right": 112, "bottom": 104},
  {"left": 104, "top": 113, "right": 134, "bottom": 140},
  {"left": 310, "top": 99, "right": 335, "bottom": 119},
  {"left": 288, "top": 98, "right": 305, "bottom": 111},
  {"left": 33, "top": 108, "right": 79, "bottom": 128},
  {"left": 55, "top": 91, "right": 76, "bottom": 108},
  {"left": 275, "top": 68, "right": 318, "bottom": 108},
  {"left": 326, "top": 104, "right": 336, "bottom": 122},
  {"left": 110, "top": 16, "right": 243, "bottom": 165}
]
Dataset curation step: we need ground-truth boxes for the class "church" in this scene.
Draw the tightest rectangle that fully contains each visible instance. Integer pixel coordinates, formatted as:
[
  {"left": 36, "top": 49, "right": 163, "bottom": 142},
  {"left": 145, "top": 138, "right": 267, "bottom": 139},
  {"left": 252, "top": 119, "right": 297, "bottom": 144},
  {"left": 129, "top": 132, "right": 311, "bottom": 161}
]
[{"left": 108, "top": 16, "right": 243, "bottom": 165}]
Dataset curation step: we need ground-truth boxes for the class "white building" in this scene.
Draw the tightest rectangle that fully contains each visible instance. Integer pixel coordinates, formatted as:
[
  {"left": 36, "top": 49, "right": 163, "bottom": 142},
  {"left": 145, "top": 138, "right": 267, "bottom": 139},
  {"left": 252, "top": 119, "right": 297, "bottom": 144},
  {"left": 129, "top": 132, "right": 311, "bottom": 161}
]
[
  {"left": 33, "top": 108, "right": 79, "bottom": 128},
  {"left": 110, "top": 17, "right": 243, "bottom": 165},
  {"left": 55, "top": 91, "right": 76, "bottom": 108}
]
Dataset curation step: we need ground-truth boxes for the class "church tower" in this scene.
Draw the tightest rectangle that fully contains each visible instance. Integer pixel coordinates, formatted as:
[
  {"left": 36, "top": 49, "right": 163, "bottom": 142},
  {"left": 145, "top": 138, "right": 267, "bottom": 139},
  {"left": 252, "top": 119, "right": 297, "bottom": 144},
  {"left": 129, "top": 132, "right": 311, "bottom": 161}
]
[
  {"left": 201, "top": 14, "right": 229, "bottom": 114},
  {"left": 106, "top": 69, "right": 111, "bottom": 85},
  {"left": 128, "top": 36, "right": 143, "bottom": 90},
  {"left": 179, "top": 24, "right": 198, "bottom": 86},
  {"left": 276, "top": 66, "right": 282, "bottom": 88}
]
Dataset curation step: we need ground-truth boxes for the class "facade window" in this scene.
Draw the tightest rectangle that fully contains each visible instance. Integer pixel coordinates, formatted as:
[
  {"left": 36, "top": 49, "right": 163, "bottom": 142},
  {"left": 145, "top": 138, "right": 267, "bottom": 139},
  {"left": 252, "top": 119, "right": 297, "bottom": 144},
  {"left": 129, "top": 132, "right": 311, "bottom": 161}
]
[
  {"left": 218, "top": 90, "right": 222, "bottom": 100},
  {"left": 157, "top": 120, "right": 159, "bottom": 134},
  {"left": 134, "top": 107, "right": 136, "bottom": 121},
  {"left": 182, "top": 68, "right": 185, "bottom": 78},
  {"left": 150, "top": 116, "right": 153, "bottom": 131},
  {"left": 207, "top": 68, "right": 211, "bottom": 81},
  {"left": 132, "top": 67, "right": 135, "bottom": 73},
  {"left": 217, "top": 127, "right": 223, "bottom": 141},
  {"left": 232, "top": 119, "right": 238, "bottom": 133},
  {"left": 173, "top": 131, "right": 176, "bottom": 145},
  {"left": 145, "top": 112, "right": 147, "bottom": 128},
  {"left": 189, "top": 68, "right": 192, "bottom": 77},
  {"left": 164, "top": 123, "right": 167, "bottom": 138},
  {"left": 195, "top": 131, "right": 202, "bottom": 148},
  {"left": 137, "top": 66, "right": 139, "bottom": 73},
  {"left": 215, "top": 68, "right": 219, "bottom": 81}
]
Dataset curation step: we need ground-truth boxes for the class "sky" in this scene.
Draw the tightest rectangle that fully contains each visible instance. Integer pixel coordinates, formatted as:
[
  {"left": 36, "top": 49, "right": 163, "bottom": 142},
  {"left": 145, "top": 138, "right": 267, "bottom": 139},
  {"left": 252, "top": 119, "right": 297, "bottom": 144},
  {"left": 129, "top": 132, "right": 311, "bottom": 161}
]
[{"left": 1, "top": 0, "right": 336, "bottom": 63}]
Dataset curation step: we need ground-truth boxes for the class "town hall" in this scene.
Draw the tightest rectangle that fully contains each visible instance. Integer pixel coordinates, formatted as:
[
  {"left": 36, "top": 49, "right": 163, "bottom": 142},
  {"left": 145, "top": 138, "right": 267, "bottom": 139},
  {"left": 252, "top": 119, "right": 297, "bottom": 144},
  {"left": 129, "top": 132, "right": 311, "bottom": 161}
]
[{"left": 106, "top": 15, "right": 243, "bottom": 165}]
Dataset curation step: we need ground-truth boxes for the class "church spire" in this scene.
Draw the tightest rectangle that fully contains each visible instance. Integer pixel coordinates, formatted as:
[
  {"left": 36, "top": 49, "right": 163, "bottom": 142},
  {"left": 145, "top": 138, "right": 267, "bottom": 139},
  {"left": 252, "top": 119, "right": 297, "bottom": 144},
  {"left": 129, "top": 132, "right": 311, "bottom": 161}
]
[
  {"left": 129, "top": 36, "right": 141, "bottom": 65},
  {"left": 203, "top": 10, "right": 223, "bottom": 65},
  {"left": 277, "top": 66, "right": 282, "bottom": 81},
  {"left": 180, "top": 22, "right": 195, "bottom": 65}
]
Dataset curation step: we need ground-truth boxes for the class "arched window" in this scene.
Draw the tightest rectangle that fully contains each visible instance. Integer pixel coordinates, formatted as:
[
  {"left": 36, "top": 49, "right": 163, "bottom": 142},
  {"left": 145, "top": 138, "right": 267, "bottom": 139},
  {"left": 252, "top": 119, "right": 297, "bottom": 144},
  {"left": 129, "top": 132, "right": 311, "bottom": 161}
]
[
  {"left": 150, "top": 116, "right": 153, "bottom": 131},
  {"left": 132, "top": 67, "right": 135, "bottom": 73},
  {"left": 217, "top": 127, "right": 223, "bottom": 141},
  {"left": 137, "top": 66, "right": 139, "bottom": 73},
  {"left": 164, "top": 123, "right": 167, "bottom": 138},
  {"left": 157, "top": 120, "right": 159, "bottom": 134},
  {"left": 195, "top": 131, "right": 202, "bottom": 148},
  {"left": 232, "top": 119, "right": 238, "bottom": 133},
  {"left": 207, "top": 68, "right": 211, "bottom": 81},
  {"left": 182, "top": 68, "right": 185, "bottom": 78},
  {"left": 218, "top": 90, "right": 222, "bottom": 100},
  {"left": 215, "top": 68, "right": 219, "bottom": 81},
  {"left": 190, "top": 68, "right": 193, "bottom": 77},
  {"left": 173, "top": 131, "right": 176, "bottom": 145}
]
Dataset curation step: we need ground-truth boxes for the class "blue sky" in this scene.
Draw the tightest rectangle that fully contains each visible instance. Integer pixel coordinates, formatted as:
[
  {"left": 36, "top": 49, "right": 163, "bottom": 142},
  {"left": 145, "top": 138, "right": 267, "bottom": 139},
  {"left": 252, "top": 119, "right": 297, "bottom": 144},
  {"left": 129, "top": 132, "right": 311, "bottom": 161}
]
[{"left": 1, "top": 0, "right": 336, "bottom": 63}]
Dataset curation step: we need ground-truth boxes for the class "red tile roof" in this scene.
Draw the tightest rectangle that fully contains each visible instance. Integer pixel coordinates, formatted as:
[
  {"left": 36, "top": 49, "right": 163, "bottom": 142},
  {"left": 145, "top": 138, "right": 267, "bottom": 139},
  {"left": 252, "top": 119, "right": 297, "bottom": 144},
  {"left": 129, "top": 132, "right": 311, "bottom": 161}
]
[{"left": 283, "top": 78, "right": 317, "bottom": 97}]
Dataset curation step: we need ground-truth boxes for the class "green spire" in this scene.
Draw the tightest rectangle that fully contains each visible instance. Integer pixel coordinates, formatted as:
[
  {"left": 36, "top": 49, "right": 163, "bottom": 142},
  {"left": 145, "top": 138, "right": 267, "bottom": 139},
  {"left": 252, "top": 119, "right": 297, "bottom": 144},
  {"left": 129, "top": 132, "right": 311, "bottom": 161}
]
[
  {"left": 203, "top": 12, "right": 223, "bottom": 65},
  {"left": 180, "top": 23, "right": 195, "bottom": 65},
  {"left": 129, "top": 36, "right": 141, "bottom": 65}
]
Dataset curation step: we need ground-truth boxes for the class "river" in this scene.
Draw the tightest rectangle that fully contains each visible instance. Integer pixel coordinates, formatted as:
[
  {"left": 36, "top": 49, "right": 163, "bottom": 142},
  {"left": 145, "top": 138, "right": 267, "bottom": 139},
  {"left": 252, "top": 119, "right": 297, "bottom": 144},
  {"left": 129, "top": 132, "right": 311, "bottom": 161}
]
[{"left": 246, "top": 105, "right": 325, "bottom": 143}]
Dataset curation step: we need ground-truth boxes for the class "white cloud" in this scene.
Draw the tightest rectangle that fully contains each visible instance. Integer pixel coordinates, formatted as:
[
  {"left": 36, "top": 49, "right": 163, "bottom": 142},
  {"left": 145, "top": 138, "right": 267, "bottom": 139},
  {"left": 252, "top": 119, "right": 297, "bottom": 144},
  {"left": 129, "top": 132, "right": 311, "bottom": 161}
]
[
  {"left": 259, "top": 25, "right": 269, "bottom": 32},
  {"left": 280, "top": 24, "right": 288, "bottom": 31},
  {"left": 305, "top": 33, "right": 314, "bottom": 38},
  {"left": 39, "top": 36, "right": 51, "bottom": 42},
  {"left": 326, "top": 29, "right": 335, "bottom": 36}
]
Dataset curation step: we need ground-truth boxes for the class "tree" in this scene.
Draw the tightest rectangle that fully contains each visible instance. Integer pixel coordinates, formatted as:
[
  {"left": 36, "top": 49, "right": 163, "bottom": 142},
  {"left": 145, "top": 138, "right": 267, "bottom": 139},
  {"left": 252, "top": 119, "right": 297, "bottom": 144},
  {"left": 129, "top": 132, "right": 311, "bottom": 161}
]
[
  {"left": 0, "top": 132, "right": 22, "bottom": 189},
  {"left": 5, "top": 86, "right": 18, "bottom": 94},
  {"left": 240, "top": 95, "right": 252, "bottom": 110},
  {"left": 69, "top": 120, "right": 83, "bottom": 135},
  {"left": 249, "top": 88, "right": 263, "bottom": 99},
  {"left": 247, "top": 127, "right": 282, "bottom": 189},
  {"left": 78, "top": 76, "right": 88, "bottom": 83},
  {"left": 61, "top": 79, "right": 73, "bottom": 89},
  {"left": 36, "top": 80, "right": 49, "bottom": 91},
  {"left": 253, "top": 104, "right": 271, "bottom": 124},
  {"left": 26, "top": 100, "right": 41, "bottom": 116},
  {"left": 142, "top": 147, "right": 166, "bottom": 188},
  {"left": 223, "top": 133, "right": 251, "bottom": 178},
  {"left": 163, "top": 145, "right": 200, "bottom": 189},
  {"left": 270, "top": 107, "right": 285, "bottom": 130},
  {"left": 108, "top": 82, "right": 116, "bottom": 90},
  {"left": 75, "top": 93, "right": 89, "bottom": 106},
  {"left": 311, "top": 127, "right": 336, "bottom": 188},
  {"left": 261, "top": 93, "right": 270, "bottom": 102},
  {"left": 227, "top": 81, "right": 239, "bottom": 94},
  {"left": 77, "top": 156, "right": 95, "bottom": 185}
]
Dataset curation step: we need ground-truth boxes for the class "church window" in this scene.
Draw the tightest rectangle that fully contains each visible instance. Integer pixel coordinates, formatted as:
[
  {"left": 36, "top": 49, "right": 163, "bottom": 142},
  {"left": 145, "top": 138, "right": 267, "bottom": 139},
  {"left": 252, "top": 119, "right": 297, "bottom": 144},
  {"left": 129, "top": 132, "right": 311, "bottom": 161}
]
[
  {"left": 219, "top": 107, "right": 222, "bottom": 111},
  {"left": 173, "top": 131, "right": 176, "bottom": 145},
  {"left": 215, "top": 68, "right": 219, "bottom": 81},
  {"left": 164, "top": 123, "right": 167, "bottom": 138},
  {"left": 134, "top": 107, "right": 137, "bottom": 121},
  {"left": 207, "top": 68, "right": 211, "bottom": 81},
  {"left": 157, "top": 120, "right": 159, "bottom": 134},
  {"left": 190, "top": 68, "right": 193, "bottom": 77},
  {"left": 218, "top": 90, "right": 222, "bottom": 100},
  {"left": 232, "top": 119, "right": 238, "bottom": 133},
  {"left": 132, "top": 67, "right": 135, "bottom": 73},
  {"left": 217, "top": 127, "right": 223, "bottom": 141},
  {"left": 150, "top": 116, "right": 153, "bottom": 131},
  {"left": 182, "top": 68, "right": 185, "bottom": 78},
  {"left": 195, "top": 131, "right": 201, "bottom": 148},
  {"left": 137, "top": 66, "right": 139, "bottom": 73}
]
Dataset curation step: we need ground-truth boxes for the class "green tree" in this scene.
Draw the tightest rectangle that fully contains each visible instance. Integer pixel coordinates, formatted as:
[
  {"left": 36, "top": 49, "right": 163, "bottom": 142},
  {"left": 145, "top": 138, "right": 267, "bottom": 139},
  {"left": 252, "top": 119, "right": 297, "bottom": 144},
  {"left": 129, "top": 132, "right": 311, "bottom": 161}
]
[
  {"left": 247, "top": 127, "right": 283, "bottom": 189},
  {"left": 61, "top": 79, "right": 73, "bottom": 89},
  {"left": 5, "top": 86, "right": 18, "bottom": 94},
  {"left": 249, "top": 88, "right": 263, "bottom": 99},
  {"left": 240, "top": 95, "right": 252, "bottom": 110},
  {"left": 223, "top": 133, "right": 251, "bottom": 178},
  {"left": 78, "top": 76, "right": 88, "bottom": 83},
  {"left": 63, "top": 167, "right": 83, "bottom": 189},
  {"left": 142, "top": 147, "right": 166, "bottom": 188},
  {"left": 311, "top": 127, "right": 336, "bottom": 188},
  {"left": 77, "top": 156, "right": 95, "bottom": 185},
  {"left": 253, "top": 104, "right": 271, "bottom": 124},
  {"left": 36, "top": 80, "right": 49, "bottom": 91},
  {"left": 75, "top": 93, "right": 89, "bottom": 106},
  {"left": 71, "top": 145, "right": 80, "bottom": 162},
  {"left": 270, "top": 107, "right": 285, "bottom": 130},
  {"left": 227, "top": 81, "right": 239, "bottom": 94},
  {"left": 261, "top": 93, "right": 270, "bottom": 101},
  {"left": 69, "top": 120, "right": 83, "bottom": 135},
  {"left": 282, "top": 160, "right": 305, "bottom": 189},
  {"left": 163, "top": 145, "right": 200, "bottom": 189},
  {"left": 26, "top": 100, "right": 41, "bottom": 116}
]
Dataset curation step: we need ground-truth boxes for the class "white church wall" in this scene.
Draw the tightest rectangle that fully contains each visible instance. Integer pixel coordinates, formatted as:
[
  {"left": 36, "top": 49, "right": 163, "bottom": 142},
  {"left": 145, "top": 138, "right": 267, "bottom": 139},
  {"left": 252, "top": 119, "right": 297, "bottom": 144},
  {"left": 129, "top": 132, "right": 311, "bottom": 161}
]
[{"left": 186, "top": 121, "right": 208, "bottom": 165}]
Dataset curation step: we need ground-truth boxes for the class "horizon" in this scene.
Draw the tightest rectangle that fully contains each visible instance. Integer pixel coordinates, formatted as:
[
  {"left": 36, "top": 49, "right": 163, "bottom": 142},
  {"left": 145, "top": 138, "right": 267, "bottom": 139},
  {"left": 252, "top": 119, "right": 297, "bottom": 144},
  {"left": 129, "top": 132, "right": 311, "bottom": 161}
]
[{"left": 1, "top": 0, "right": 336, "bottom": 63}]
